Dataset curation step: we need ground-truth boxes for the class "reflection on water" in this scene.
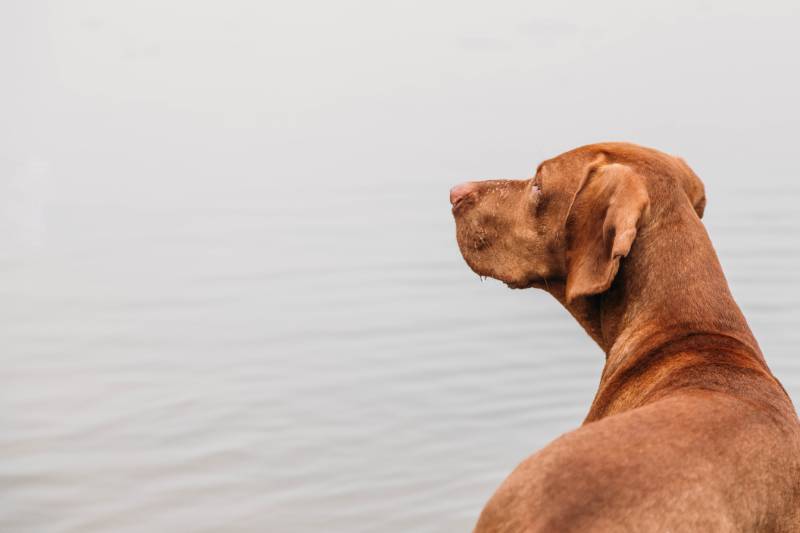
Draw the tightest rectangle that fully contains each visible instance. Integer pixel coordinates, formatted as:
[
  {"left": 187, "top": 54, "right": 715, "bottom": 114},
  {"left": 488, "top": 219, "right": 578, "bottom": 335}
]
[{"left": 1, "top": 175, "right": 798, "bottom": 532}]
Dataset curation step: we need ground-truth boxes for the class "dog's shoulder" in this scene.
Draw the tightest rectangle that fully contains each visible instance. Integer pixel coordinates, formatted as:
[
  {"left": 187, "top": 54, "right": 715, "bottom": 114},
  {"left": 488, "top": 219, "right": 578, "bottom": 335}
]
[{"left": 474, "top": 394, "right": 800, "bottom": 532}]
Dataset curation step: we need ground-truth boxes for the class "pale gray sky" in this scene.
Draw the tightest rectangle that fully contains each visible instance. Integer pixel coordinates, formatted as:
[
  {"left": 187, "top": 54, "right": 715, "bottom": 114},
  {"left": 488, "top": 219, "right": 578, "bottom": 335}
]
[{"left": 5, "top": 1, "right": 800, "bottom": 211}]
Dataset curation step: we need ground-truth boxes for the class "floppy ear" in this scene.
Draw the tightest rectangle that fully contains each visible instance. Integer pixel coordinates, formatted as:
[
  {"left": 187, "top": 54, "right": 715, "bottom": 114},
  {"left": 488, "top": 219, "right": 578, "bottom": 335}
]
[{"left": 565, "top": 163, "right": 650, "bottom": 304}]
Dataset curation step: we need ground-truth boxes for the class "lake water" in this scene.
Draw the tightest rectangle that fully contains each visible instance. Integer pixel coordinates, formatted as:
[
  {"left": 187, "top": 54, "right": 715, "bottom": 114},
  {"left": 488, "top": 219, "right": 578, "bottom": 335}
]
[
  {"left": 2, "top": 165, "right": 799, "bottom": 532},
  {"left": 4, "top": 2, "right": 800, "bottom": 532}
]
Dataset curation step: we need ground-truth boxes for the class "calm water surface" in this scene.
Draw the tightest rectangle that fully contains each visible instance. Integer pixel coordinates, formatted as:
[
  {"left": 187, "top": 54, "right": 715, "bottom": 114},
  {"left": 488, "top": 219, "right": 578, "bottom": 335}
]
[{"left": 2, "top": 174, "right": 799, "bottom": 532}]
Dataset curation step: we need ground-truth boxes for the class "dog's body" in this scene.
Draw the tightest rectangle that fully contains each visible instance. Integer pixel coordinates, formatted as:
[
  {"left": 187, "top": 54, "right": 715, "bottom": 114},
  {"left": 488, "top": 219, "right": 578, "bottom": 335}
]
[{"left": 450, "top": 143, "right": 800, "bottom": 532}]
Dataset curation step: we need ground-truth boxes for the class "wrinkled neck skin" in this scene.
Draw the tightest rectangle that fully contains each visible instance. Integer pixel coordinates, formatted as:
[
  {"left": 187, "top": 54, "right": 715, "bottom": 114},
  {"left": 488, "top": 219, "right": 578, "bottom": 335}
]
[{"left": 539, "top": 206, "right": 790, "bottom": 422}]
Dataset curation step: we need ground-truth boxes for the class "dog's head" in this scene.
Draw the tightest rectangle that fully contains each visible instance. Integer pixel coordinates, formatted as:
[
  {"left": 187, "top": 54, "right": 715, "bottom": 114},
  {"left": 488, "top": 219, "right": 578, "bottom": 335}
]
[{"left": 451, "top": 143, "right": 706, "bottom": 304}]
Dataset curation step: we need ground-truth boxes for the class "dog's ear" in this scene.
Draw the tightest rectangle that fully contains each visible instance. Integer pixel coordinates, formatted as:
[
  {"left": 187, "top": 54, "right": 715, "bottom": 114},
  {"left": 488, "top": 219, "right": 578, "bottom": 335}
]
[{"left": 565, "top": 163, "right": 650, "bottom": 304}]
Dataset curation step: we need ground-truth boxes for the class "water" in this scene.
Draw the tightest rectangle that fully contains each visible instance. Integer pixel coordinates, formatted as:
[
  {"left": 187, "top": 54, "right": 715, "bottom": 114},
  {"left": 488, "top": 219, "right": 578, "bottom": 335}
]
[
  {"left": 3, "top": 2, "right": 800, "bottom": 532},
  {"left": 3, "top": 171, "right": 799, "bottom": 533}
]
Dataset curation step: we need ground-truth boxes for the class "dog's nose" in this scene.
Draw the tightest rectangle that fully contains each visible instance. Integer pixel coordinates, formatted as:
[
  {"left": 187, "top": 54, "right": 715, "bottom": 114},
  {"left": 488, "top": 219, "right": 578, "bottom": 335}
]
[{"left": 450, "top": 182, "right": 476, "bottom": 206}]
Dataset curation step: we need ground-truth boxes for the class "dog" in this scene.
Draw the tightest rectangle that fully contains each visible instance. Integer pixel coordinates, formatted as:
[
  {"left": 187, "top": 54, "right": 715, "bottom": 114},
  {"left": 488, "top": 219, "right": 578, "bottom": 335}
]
[{"left": 450, "top": 143, "right": 800, "bottom": 532}]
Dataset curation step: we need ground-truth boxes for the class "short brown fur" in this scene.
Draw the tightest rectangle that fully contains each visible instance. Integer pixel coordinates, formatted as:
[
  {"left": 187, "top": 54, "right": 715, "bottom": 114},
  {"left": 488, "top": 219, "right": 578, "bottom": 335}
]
[{"left": 451, "top": 142, "right": 800, "bottom": 532}]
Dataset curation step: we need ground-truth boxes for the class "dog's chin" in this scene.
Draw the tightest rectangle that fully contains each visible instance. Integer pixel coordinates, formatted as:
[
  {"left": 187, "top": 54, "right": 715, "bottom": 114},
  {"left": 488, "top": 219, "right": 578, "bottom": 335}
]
[
  {"left": 504, "top": 271, "right": 561, "bottom": 290},
  {"left": 460, "top": 255, "right": 539, "bottom": 290},
  {"left": 459, "top": 251, "right": 556, "bottom": 291},
  {"left": 504, "top": 277, "right": 542, "bottom": 290}
]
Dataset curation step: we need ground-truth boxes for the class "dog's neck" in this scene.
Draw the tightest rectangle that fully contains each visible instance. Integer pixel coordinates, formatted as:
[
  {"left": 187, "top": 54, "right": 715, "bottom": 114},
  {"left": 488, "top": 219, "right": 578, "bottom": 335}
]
[
  {"left": 539, "top": 206, "right": 789, "bottom": 422},
  {"left": 601, "top": 210, "right": 762, "bottom": 368},
  {"left": 546, "top": 205, "right": 765, "bottom": 378}
]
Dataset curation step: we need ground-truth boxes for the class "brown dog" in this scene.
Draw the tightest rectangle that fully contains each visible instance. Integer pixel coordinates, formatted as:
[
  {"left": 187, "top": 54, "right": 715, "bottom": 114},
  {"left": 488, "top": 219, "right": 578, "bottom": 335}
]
[{"left": 450, "top": 143, "right": 800, "bottom": 532}]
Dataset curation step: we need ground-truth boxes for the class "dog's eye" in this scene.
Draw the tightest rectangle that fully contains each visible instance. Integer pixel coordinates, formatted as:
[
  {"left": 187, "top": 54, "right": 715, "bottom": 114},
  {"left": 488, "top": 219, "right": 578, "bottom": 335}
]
[{"left": 530, "top": 183, "right": 542, "bottom": 196}]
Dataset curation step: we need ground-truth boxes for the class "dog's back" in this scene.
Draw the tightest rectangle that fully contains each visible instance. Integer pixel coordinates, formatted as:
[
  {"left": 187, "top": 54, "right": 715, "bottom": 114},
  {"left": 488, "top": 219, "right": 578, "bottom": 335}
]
[{"left": 474, "top": 342, "right": 800, "bottom": 532}]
